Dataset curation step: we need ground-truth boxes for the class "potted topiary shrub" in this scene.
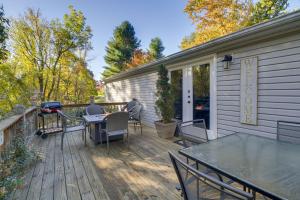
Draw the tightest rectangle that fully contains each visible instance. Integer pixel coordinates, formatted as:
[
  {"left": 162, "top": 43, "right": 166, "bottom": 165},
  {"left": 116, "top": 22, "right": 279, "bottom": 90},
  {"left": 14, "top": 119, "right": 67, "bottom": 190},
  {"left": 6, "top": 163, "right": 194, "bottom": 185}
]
[{"left": 154, "top": 64, "right": 177, "bottom": 139}]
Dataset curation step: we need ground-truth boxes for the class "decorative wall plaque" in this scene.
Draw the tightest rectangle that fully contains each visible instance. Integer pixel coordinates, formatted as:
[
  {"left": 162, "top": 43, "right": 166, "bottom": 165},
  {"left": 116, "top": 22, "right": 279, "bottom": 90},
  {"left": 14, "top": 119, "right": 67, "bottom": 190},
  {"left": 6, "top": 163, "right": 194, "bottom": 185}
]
[{"left": 240, "top": 57, "right": 258, "bottom": 125}]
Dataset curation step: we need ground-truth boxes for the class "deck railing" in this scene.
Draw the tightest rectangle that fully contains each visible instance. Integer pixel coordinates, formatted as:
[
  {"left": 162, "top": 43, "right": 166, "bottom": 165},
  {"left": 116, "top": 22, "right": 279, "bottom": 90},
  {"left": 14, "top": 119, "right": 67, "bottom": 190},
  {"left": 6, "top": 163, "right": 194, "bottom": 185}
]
[{"left": 0, "top": 102, "right": 127, "bottom": 151}]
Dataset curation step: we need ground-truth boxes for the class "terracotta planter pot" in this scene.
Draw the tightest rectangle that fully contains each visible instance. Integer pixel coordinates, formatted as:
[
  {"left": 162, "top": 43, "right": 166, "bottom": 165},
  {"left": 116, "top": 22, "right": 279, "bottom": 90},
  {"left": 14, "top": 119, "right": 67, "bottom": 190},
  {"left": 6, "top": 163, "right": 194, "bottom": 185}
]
[{"left": 154, "top": 120, "right": 177, "bottom": 139}]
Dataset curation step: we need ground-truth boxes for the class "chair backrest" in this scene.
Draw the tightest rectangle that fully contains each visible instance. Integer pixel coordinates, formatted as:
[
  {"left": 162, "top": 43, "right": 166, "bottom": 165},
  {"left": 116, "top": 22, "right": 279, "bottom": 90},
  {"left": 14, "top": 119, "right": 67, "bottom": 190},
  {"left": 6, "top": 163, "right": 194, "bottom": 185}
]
[
  {"left": 129, "top": 104, "right": 142, "bottom": 120},
  {"left": 57, "top": 110, "right": 69, "bottom": 132},
  {"left": 86, "top": 104, "right": 105, "bottom": 115},
  {"left": 127, "top": 100, "right": 138, "bottom": 111},
  {"left": 178, "top": 119, "right": 208, "bottom": 143},
  {"left": 277, "top": 121, "right": 300, "bottom": 144},
  {"left": 169, "top": 152, "right": 253, "bottom": 200},
  {"left": 105, "top": 112, "right": 129, "bottom": 132}
]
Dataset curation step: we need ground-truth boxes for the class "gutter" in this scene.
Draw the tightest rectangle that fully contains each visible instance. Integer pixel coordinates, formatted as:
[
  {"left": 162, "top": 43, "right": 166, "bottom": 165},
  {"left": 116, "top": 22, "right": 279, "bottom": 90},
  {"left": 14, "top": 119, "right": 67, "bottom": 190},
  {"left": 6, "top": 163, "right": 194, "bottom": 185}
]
[{"left": 104, "top": 10, "right": 300, "bottom": 83}]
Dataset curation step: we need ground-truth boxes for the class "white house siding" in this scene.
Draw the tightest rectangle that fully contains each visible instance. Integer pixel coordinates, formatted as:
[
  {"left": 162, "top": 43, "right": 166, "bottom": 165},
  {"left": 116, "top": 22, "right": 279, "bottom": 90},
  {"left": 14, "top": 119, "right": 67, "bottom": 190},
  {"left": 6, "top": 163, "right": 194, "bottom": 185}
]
[
  {"left": 105, "top": 33, "right": 300, "bottom": 138},
  {"left": 105, "top": 72, "right": 158, "bottom": 127},
  {"left": 216, "top": 33, "right": 300, "bottom": 139}
]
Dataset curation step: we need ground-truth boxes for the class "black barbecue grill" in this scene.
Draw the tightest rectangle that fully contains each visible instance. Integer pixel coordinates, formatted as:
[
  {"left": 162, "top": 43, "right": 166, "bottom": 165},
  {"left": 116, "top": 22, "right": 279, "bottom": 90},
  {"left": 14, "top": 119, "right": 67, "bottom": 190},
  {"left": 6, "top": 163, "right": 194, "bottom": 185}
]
[
  {"left": 37, "top": 101, "right": 63, "bottom": 138},
  {"left": 40, "top": 101, "right": 62, "bottom": 113}
]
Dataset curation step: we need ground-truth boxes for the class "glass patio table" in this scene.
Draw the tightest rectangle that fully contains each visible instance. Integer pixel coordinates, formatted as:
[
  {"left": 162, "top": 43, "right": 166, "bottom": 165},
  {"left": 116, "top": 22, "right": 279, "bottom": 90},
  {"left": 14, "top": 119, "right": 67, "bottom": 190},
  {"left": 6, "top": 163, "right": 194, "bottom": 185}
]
[{"left": 179, "top": 133, "right": 300, "bottom": 200}]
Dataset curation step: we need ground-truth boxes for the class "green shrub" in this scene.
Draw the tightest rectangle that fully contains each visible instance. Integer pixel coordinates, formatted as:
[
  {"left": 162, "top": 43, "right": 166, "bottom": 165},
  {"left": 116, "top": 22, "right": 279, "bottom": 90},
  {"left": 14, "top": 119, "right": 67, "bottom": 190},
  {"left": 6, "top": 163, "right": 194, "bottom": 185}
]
[
  {"left": 0, "top": 135, "right": 39, "bottom": 199},
  {"left": 155, "top": 64, "right": 174, "bottom": 123}
]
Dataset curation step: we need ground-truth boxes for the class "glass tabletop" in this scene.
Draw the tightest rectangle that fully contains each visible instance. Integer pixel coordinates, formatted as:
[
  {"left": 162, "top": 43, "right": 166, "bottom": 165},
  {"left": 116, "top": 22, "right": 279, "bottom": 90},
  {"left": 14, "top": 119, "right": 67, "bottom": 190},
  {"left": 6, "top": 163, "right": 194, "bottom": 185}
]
[
  {"left": 83, "top": 114, "right": 106, "bottom": 123},
  {"left": 179, "top": 133, "right": 300, "bottom": 199}
]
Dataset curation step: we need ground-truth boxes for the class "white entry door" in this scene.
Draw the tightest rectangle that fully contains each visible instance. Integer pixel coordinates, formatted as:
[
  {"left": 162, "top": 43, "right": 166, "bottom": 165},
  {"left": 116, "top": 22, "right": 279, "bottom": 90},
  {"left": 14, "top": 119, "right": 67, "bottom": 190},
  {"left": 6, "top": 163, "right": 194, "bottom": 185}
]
[
  {"left": 182, "top": 66, "right": 193, "bottom": 122},
  {"left": 170, "top": 58, "right": 216, "bottom": 137}
]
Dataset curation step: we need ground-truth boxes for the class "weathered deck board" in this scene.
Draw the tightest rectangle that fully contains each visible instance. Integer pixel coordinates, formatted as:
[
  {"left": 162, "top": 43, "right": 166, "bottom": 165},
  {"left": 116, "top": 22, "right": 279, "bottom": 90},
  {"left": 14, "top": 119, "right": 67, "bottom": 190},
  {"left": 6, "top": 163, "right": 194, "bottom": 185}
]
[
  {"left": 63, "top": 132, "right": 81, "bottom": 200},
  {"left": 13, "top": 125, "right": 182, "bottom": 200},
  {"left": 26, "top": 137, "right": 50, "bottom": 200},
  {"left": 53, "top": 134, "right": 67, "bottom": 200},
  {"left": 70, "top": 134, "right": 110, "bottom": 200},
  {"left": 40, "top": 134, "right": 56, "bottom": 200},
  {"left": 67, "top": 133, "right": 95, "bottom": 200},
  {"left": 12, "top": 136, "right": 42, "bottom": 200}
]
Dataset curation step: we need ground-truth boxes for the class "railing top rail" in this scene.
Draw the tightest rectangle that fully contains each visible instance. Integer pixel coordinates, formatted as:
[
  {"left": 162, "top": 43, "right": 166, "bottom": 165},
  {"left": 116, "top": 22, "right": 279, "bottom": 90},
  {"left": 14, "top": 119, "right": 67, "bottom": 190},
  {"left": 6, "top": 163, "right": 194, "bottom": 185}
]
[
  {"left": 0, "top": 102, "right": 127, "bottom": 149},
  {"left": 0, "top": 107, "right": 37, "bottom": 132},
  {"left": 0, "top": 102, "right": 127, "bottom": 130},
  {"left": 62, "top": 102, "right": 127, "bottom": 108}
]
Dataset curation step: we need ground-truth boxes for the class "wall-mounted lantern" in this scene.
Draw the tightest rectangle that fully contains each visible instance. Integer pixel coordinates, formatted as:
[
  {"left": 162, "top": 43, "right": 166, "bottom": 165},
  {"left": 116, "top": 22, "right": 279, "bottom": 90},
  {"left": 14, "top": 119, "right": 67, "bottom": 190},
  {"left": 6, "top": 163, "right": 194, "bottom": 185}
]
[{"left": 221, "top": 55, "right": 232, "bottom": 70}]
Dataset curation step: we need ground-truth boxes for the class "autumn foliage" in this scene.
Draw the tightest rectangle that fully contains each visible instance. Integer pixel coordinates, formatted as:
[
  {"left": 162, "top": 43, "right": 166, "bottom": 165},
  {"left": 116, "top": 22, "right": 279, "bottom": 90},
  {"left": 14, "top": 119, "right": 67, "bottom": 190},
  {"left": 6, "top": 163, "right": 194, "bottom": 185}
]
[{"left": 181, "top": 0, "right": 288, "bottom": 49}]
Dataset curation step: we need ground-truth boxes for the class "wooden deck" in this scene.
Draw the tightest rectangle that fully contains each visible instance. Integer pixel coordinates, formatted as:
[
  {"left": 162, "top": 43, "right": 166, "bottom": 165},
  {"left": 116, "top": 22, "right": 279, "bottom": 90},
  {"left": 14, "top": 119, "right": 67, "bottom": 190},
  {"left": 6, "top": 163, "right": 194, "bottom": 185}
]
[{"left": 12, "top": 126, "right": 182, "bottom": 200}]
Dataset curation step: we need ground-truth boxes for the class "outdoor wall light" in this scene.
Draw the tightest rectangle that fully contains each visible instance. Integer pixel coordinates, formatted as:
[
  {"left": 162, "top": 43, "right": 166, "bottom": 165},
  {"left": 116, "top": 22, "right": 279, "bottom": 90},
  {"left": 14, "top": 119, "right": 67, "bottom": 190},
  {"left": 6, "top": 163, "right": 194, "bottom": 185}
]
[{"left": 222, "top": 55, "right": 232, "bottom": 70}]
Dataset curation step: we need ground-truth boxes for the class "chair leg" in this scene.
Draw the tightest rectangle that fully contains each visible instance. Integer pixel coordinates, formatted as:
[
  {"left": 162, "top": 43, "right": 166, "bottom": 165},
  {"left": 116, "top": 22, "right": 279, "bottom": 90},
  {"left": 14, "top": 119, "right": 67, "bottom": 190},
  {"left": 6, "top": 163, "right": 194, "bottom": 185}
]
[
  {"left": 127, "top": 131, "right": 129, "bottom": 148},
  {"left": 61, "top": 132, "right": 65, "bottom": 151},
  {"left": 106, "top": 135, "right": 109, "bottom": 154},
  {"left": 84, "top": 128, "right": 87, "bottom": 146}
]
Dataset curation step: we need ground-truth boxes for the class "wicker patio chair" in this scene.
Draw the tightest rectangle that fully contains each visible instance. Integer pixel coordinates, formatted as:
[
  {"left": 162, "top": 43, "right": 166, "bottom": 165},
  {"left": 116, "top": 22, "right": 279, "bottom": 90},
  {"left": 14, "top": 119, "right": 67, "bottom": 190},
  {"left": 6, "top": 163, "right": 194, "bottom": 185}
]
[
  {"left": 121, "top": 98, "right": 139, "bottom": 111},
  {"left": 128, "top": 103, "right": 143, "bottom": 135},
  {"left": 104, "top": 111, "right": 129, "bottom": 153},
  {"left": 86, "top": 104, "right": 105, "bottom": 115},
  {"left": 277, "top": 120, "right": 300, "bottom": 144},
  {"left": 169, "top": 152, "right": 254, "bottom": 200},
  {"left": 86, "top": 104, "right": 106, "bottom": 135},
  {"left": 58, "top": 110, "right": 86, "bottom": 150}
]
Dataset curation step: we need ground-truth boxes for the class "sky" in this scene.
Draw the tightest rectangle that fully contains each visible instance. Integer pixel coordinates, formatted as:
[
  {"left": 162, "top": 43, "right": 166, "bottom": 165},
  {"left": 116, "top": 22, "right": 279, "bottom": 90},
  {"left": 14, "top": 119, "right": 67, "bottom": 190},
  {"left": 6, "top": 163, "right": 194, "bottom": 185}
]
[{"left": 2, "top": 0, "right": 300, "bottom": 80}]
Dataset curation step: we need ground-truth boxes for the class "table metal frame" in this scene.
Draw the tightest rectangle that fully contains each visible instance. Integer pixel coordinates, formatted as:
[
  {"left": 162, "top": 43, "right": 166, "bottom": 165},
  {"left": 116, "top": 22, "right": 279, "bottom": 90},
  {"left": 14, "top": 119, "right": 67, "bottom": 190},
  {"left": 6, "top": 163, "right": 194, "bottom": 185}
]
[{"left": 179, "top": 133, "right": 288, "bottom": 200}]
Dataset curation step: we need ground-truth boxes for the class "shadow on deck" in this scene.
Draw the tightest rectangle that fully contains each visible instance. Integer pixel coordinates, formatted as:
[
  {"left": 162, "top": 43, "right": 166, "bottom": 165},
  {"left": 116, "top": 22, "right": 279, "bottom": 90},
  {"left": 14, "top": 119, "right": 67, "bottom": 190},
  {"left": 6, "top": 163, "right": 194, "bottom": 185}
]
[{"left": 12, "top": 125, "right": 182, "bottom": 200}]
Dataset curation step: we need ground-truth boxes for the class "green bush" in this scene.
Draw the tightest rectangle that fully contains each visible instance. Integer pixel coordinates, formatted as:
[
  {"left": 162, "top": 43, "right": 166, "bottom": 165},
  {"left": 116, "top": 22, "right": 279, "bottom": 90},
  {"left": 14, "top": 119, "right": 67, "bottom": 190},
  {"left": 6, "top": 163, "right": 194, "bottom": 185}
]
[
  {"left": 0, "top": 135, "right": 39, "bottom": 199},
  {"left": 155, "top": 64, "right": 174, "bottom": 123}
]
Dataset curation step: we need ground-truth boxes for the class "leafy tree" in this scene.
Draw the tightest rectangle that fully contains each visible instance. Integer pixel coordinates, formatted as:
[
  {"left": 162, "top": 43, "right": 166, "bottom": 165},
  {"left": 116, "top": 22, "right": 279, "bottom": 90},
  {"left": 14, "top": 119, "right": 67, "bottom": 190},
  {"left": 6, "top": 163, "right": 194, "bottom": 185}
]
[
  {"left": 247, "top": 0, "right": 288, "bottom": 25},
  {"left": 123, "top": 37, "right": 165, "bottom": 69},
  {"left": 0, "top": 63, "right": 29, "bottom": 116},
  {"left": 102, "top": 21, "right": 140, "bottom": 78},
  {"left": 181, "top": 0, "right": 251, "bottom": 49},
  {"left": 148, "top": 37, "right": 164, "bottom": 60},
  {"left": 126, "top": 49, "right": 148, "bottom": 68},
  {"left": 181, "top": 0, "right": 289, "bottom": 49},
  {"left": 10, "top": 6, "right": 93, "bottom": 102},
  {"left": 0, "top": 5, "right": 9, "bottom": 61}
]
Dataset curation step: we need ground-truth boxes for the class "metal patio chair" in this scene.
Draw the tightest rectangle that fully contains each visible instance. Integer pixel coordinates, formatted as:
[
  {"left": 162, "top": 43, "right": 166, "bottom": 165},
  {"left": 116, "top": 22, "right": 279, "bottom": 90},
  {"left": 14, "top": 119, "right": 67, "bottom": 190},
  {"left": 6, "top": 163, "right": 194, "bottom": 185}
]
[
  {"left": 58, "top": 110, "right": 86, "bottom": 150},
  {"left": 128, "top": 103, "right": 143, "bottom": 135},
  {"left": 178, "top": 119, "right": 208, "bottom": 147},
  {"left": 169, "top": 152, "right": 254, "bottom": 200},
  {"left": 103, "top": 111, "right": 129, "bottom": 153},
  {"left": 277, "top": 120, "right": 300, "bottom": 144}
]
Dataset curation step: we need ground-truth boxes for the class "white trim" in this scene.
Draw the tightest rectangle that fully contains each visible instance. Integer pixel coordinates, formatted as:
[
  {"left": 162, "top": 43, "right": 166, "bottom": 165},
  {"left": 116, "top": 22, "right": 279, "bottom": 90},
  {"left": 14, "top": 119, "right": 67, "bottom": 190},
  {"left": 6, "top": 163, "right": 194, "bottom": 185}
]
[
  {"left": 167, "top": 54, "right": 216, "bottom": 71},
  {"left": 168, "top": 55, "right": 218, "bottom": 140},
  {"left": 209, "top": 55, "right": 218, "bottom": 139}
]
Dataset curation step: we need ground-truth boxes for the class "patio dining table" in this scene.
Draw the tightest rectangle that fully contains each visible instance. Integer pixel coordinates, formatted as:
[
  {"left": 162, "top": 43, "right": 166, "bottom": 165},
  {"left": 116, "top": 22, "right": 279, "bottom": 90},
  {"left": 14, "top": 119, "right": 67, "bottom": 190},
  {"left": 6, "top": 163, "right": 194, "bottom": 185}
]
[
  {"left": 83, "top": 114, "right": 123, "bottom": 144},
  {"left": 179, "top": 133, "right": 300, "bottom": 200},
  {"left": 83, "top": 114, "right": 106, "bottom": 144},
  {"left": 83, "top": 114, "right": 107, "bottom": 124}
]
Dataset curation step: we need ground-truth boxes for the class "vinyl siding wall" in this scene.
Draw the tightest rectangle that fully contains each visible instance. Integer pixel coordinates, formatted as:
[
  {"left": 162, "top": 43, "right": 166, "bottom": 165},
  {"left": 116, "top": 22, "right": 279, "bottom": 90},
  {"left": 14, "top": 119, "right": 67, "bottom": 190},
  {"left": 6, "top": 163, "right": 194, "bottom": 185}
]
[
  {"left": 105, "top": 72, "right": 158, "bottom": 127},
  {"left": 105, "top": 32, "right": 300, "bottom": 137},
  {"left": 216, "top": 33, "right": 300, "bottom": 138}
]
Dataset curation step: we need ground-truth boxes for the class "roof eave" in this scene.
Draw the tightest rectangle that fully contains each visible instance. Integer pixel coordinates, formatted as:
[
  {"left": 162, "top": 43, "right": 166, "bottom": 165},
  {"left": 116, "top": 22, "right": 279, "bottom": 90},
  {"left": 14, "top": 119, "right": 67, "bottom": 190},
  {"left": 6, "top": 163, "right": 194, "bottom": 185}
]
[{"left": 104, "top": 10, "right": 300, "bottom": 83}]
